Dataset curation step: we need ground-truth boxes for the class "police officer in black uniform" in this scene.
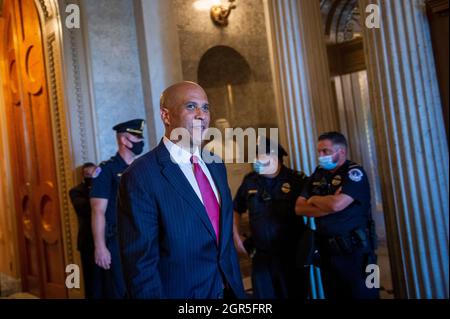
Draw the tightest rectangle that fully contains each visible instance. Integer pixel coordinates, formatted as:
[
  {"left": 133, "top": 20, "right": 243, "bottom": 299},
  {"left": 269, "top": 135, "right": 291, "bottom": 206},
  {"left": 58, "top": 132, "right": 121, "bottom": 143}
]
[
  {"left": 233, "top": 137, "right": 309, "bottom": 299},
  {"left": 69, "top": 162, "right": 100, "bottom": 299},
  {"left": 90, "top": 119, "right": 145, "bottom": 298},
  {"left": 296, "top": 132, "right": 378, "bottom": 299}
]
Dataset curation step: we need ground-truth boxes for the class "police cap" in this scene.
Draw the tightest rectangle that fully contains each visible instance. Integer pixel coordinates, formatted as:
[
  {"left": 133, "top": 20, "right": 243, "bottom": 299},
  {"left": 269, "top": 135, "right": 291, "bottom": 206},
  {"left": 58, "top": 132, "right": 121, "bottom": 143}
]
[
  {"left": 112, "top": 119, "right": 145, "bottom": 138},
  {"left": 256, "top": 136, "right": 288, "bottom": 159}
]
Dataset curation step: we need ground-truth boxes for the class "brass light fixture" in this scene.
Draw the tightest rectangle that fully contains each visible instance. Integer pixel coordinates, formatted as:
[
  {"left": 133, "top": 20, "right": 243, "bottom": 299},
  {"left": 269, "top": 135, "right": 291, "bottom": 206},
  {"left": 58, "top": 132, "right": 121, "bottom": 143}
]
[{"left": 210, "top": 0, "right": 237, "bottom": 27}]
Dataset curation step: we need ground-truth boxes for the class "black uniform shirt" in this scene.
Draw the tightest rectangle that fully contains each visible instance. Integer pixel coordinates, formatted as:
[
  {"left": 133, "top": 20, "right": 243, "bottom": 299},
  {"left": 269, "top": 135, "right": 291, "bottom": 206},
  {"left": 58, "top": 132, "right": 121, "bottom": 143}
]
[
  {"left": 90, "top": 153, "right": 129, "bottom": 232},
  {"left": 233, "top": 165, "right": 308, "bottom": 254},
  {"left": 300, "top": 160, "right": 371, "bottom": 237}
]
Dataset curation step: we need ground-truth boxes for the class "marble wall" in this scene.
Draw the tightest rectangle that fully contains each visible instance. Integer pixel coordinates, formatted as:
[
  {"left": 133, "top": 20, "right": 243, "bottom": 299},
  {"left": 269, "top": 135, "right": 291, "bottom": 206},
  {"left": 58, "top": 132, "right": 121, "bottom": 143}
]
[
  {"left": 173, "top": 0, "right": 278, "bottom": 131},
  {"left": 83, "top": 0, "right": 148, "bottom": 161}
]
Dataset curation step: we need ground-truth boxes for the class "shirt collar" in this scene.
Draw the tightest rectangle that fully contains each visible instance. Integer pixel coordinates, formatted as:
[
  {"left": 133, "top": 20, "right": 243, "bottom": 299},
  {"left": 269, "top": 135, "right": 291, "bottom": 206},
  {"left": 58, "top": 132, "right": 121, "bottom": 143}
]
[
  {"left": 115, "top": 152, "right": 129, "bottom": 168},
  {"left": 163, "top": 136, "right": 202, "bottom": 165}
]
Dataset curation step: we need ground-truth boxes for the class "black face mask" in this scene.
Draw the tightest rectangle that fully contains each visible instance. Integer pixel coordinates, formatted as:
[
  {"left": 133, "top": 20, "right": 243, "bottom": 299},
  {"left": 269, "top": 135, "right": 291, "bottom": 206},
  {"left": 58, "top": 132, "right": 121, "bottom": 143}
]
[
  {"left": 128, "top": 141, "right": 144, "bottom": 156},
  {"left": 84, "top": 177, "right": 93, "bottom": 187}
]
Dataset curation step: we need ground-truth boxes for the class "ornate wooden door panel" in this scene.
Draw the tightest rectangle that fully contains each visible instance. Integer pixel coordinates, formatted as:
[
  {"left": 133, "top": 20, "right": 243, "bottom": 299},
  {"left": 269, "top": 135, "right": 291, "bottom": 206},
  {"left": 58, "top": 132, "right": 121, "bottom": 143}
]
[{"left": 1, "top": 0, "right": 67, "bottom": 298}]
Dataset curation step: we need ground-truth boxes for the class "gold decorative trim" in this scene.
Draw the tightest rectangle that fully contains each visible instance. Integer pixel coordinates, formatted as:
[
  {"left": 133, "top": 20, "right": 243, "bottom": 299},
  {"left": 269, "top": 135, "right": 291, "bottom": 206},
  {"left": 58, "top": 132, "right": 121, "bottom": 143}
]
[
  {"left": 35, "top": 0, "right": 83, "bottom": 298},
  {"left": 65, "top": 0, "right": 89, "bottom": 163},
  {"left": 46, "top": 32, "right": 75, "bottom": 265},
  {"left": 37, "top": 0, "right": 51, "bottom": 21}
]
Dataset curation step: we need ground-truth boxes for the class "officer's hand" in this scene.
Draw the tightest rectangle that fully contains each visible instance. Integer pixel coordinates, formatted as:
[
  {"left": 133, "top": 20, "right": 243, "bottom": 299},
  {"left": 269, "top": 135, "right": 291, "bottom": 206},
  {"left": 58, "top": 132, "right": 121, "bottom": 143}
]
[
  {"left": 233, "top": 235, "right": 248, "bottom": 256},
  {"left": 95, "top": 246, "right": 111, "bottom": 270}
]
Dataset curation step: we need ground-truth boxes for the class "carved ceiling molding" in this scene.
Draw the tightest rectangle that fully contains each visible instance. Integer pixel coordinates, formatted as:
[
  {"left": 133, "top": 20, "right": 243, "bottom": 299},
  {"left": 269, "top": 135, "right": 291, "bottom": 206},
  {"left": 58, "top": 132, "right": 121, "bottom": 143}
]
[{"left": 320, "top": 0, "right": 362, "bottom": 44}]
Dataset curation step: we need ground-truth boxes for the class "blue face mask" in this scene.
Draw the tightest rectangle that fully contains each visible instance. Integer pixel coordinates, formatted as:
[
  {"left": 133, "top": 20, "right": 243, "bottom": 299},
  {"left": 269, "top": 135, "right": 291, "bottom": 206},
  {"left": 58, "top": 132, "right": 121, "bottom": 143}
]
[
  {"left": 318, "top": 154, "right": 338, "bottom": 170},
  {"left": 253, "top": 161, "right": 264, "bottom": 174}
]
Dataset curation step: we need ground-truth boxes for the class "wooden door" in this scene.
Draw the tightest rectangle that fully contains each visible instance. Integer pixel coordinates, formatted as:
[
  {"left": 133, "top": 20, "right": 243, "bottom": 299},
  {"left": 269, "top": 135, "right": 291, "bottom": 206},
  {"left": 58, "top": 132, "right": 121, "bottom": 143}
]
[{"left": 1, "top": 0, "right": 67, "bottom": 298}]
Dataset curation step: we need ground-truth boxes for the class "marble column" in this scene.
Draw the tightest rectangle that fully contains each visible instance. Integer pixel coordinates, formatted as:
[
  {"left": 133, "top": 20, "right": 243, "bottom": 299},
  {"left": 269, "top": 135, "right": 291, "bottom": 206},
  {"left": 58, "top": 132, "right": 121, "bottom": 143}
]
[
  {"left": 264, "top": 0, "right": 338, "bottom": 174},
  {"left": 134, "top": 0, "right": 183, "bottom": 147},
  {"left": 264, "top": 0, "right": 339, "bottom": 299},
  {"left": 359, "top": 0, "right": 449, "bottom": 298}
]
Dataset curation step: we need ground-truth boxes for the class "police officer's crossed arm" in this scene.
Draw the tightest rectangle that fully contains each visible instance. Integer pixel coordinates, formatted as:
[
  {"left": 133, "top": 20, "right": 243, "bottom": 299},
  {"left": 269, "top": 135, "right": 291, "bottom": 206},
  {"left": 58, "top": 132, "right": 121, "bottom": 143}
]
[
  {"left": 295, "top": 187, "right": 354, "bottom": 217},
  {"left": 295, "top": 196, "right": 333, "bottom": 218},
  {"left": 91, "top": 198, "right": 111, "bottom": 270},
  {"left": 307, "top": 186, "right": 354, "bottom": 213}
]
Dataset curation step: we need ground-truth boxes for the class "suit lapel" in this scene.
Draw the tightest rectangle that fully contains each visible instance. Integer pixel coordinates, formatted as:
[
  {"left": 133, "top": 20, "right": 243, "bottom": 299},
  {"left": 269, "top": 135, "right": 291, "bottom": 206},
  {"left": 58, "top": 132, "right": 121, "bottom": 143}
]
[{"left": 156, "top": 142, "right": 217, "bottom": 242}]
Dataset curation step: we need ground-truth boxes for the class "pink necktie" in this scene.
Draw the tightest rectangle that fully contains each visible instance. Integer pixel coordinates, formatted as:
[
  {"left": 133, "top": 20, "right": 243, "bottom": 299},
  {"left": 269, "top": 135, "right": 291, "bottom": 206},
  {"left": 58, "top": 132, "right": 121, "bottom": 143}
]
[{"left": 191, "top": 155, "right": 220, "bottom": 242}]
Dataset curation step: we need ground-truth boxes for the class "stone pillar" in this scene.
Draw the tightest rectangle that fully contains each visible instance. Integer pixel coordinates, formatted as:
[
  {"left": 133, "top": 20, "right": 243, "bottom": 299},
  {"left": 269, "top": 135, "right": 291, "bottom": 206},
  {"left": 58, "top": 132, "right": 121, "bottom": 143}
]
[
  {"left": 264, "top": 0, "right": 338, "bottom": 173},
  {"left": 134, "top": 0, "right": 183, "bottom": 147},
  {"left": 264, "top": 0, "right": 339, "bottom": 299},
  {"left": 359, "top": 0, "right": 449, "bottom": 298},
  {"left": 82, "top": 0, "right": 148, "bottom": 160}
]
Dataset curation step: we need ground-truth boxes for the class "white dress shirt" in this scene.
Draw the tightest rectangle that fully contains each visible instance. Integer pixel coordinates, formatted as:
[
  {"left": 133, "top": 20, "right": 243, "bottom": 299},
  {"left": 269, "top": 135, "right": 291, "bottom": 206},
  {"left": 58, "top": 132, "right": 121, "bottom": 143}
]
[{"left": 163, "top": 137, "right": 220, "bottom": 205}]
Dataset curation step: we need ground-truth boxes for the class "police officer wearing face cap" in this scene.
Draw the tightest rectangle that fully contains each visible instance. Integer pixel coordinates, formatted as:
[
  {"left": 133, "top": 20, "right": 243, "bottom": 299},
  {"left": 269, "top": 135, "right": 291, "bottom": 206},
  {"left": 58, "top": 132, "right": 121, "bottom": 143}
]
[
  {"left": 90, "top": 119, "right": 145, "bottom": 298},
  {"left": 295, "top": 132, "right": 379, "bottom": 299},
  {"left": 233, "top": 136, "right": 310, "bottom": 299}
]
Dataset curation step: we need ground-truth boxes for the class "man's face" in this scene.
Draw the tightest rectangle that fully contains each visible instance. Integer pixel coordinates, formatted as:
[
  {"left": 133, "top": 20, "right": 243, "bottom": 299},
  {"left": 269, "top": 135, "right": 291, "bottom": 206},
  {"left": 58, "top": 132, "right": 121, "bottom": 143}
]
[
  {"left": 162, "top": 84, "right": 210, "bottom": 147},
  {"left": 83, "top": 166, "right": 97, "bottom": 178},
  {"left": 255, "top": 153, "right": 279, "bottom": 175},
  {"left": 125, "top": 132, "right": 143, "bottom": 144},
  {"left": 317, "top": 139, "right": 343, "bottom": 163},
  {"left": 118, "top": 132, "right": 143, "bottom": 149}
]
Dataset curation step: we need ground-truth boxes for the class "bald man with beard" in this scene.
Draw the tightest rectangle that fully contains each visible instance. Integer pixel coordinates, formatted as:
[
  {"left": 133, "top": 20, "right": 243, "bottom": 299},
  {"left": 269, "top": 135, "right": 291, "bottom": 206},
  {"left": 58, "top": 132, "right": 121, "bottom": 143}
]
[{"left": 117, "top": 82, "right": 246, "bottom": 299}]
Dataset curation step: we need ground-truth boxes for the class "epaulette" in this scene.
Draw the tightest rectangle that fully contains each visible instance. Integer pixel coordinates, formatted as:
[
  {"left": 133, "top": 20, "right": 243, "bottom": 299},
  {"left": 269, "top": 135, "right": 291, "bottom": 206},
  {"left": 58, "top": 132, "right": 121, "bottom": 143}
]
[
  {"left": 100, "top": 157, "right": 115, "bottom": 167},
  {"left": 348, "top": 161, "right": 363, "bottom": 169}
]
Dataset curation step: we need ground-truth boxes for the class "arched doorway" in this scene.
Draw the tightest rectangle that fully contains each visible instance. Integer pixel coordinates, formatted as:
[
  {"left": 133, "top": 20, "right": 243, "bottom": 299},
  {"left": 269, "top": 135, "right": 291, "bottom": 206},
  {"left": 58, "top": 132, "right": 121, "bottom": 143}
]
[{"left": 0, "top": 0, "right": 67, "bottom": 298}]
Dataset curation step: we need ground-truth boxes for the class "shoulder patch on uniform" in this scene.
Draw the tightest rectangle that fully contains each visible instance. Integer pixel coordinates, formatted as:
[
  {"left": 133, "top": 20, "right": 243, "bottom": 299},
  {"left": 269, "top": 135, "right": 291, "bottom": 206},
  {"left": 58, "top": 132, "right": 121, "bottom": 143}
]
[
  {"left": 348, "top": 168, "right": 364, "bottom": 182},
  {"left": 92, "top": 167, "right": 102, "bottom": 178}
]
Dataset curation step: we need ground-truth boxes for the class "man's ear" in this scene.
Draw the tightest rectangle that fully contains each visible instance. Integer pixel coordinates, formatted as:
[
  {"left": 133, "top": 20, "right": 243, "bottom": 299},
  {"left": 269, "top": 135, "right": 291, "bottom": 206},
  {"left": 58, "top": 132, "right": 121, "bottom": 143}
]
[{"left": 160, "top": 108, "right": 170, "bottom": 126}]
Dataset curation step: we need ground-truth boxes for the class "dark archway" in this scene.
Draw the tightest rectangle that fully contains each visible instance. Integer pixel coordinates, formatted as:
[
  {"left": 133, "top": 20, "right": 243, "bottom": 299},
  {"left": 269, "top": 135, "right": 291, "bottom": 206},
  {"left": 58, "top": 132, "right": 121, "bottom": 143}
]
[
  {"left": 198, "top": 45, "right": 251, "bottom": 88},
  {"left": 197, "top": 46, "right": 256, "bottom": 128}
]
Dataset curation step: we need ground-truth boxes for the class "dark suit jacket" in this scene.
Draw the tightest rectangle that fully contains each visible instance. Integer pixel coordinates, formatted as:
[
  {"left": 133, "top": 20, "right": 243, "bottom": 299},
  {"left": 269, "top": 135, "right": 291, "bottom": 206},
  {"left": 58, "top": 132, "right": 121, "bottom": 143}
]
[{"left": 117, "top": 141, "right": 246, "bottom": 299}]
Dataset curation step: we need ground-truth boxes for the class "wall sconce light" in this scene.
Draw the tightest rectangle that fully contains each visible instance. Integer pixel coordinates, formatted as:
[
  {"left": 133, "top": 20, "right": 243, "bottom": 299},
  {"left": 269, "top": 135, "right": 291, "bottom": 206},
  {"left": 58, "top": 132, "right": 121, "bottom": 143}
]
[{"left": 210, "top": 0, "right": 237, "bottom": 27}]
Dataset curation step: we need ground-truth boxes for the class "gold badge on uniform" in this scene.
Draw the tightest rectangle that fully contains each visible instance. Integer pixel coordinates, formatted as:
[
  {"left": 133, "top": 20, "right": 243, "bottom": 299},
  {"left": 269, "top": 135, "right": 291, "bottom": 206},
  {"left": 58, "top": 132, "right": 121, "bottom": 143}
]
[
  {"left": 332, "top": 175, "right": 342, "bottom": 186},
  {"left": 281, "top": 183, "right": 291, "bottom": 194},
  {"left": 248, "top": 189, "right": 258, "bottom": 195}
]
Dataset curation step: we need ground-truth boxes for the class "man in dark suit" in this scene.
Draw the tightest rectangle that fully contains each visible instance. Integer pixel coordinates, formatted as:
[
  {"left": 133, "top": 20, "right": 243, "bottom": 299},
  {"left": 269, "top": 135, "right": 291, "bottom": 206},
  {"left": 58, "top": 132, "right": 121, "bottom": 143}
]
[{"left": 117, "top": 81, "right": 246, "bottom": 299}]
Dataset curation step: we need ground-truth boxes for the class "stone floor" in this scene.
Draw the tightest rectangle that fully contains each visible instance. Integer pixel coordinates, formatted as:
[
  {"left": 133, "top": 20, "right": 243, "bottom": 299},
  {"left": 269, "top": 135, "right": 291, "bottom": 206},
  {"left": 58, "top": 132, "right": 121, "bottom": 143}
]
[
  {"left": 0, "top": 273, "right": 21, "bottom": 298},
  {"left": 1, "top": 292, "right": 39, "bottom": 299}
]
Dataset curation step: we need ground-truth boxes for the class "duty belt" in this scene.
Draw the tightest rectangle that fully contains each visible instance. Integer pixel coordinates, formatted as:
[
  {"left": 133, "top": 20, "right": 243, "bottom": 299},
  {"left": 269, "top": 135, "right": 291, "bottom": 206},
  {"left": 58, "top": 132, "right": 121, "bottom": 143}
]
[{"left": 319, "top": 227, "right": 371, "bottom": 256}]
